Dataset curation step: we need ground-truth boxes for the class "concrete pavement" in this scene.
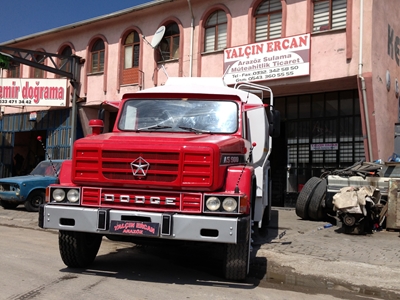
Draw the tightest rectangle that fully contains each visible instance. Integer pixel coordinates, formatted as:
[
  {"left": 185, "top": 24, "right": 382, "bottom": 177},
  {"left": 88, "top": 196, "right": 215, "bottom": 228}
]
[
  {"left": 254, "top": 208, "right": 400, "bottom": 298},
  {"left": 1, "top": 206, "right": 399, "bottom": 298}
]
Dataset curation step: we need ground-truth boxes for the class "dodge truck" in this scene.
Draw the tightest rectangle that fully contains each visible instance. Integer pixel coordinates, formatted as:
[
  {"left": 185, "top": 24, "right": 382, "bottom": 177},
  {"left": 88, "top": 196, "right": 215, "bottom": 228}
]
[{"left": 38, "top": 77, "right": 280, "bottom": 281}]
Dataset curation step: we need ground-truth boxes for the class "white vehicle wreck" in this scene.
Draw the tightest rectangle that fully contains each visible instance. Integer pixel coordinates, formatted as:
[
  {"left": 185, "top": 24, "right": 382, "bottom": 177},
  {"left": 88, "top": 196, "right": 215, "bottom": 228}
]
[{"left": 295, "top": 160, "right": 400, "bottom": 235}]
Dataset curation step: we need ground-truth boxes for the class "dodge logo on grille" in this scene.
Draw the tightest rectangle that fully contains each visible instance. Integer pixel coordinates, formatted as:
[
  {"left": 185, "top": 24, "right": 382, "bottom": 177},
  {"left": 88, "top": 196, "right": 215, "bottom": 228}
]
[{"left": 131, "top": 157, "right": 149, "bottom": 176}]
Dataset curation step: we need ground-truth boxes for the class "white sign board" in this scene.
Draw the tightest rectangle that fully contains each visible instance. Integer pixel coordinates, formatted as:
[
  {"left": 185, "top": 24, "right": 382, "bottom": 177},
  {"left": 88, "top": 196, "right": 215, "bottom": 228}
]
[
  {"left": 0, "top": 78, "right": 68, "bottom": 106},
  {"left": 310, "top": 143, "right": 338, "bottom": 151},
  {"left": 224, "top": 34, "right": 310, "bottom": 85}
]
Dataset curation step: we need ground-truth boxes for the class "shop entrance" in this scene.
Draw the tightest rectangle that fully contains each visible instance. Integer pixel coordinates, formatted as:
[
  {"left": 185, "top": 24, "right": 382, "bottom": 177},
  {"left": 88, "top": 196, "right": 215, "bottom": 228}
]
[{"left": 270, "top": 89, "right": 365, "bottom": 207}]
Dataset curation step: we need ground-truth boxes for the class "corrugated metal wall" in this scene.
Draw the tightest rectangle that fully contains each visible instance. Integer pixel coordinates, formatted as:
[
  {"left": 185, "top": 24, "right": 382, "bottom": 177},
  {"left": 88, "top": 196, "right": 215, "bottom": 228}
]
[{"left": 0, "top": 108, "right": 72, "bottom": 177}]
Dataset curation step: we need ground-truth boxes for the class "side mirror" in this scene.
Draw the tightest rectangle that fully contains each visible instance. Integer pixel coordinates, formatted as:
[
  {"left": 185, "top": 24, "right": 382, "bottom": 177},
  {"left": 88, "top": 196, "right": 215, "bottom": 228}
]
[
  {"left": 268, "top": 109, "right": 281, "bottom": 138},
  {"left": 98, "top": 108, "right": 105, "bottom": 121}
]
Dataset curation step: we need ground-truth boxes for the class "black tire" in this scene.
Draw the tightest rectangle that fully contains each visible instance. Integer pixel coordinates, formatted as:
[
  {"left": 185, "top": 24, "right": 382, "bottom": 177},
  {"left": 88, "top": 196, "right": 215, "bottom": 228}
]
[
  {"left": 59, "top": 230, "right": 102, "bottom": 268},
  {"left": 24, "top": 190, "right": 45, "bottom": 212},
  {"left": 295, "top": 177, "right": 321, "bottom": 220},
  {"left": 223, "top": 219, "right": 251, "bottom": 281},
  {"left": 308, "top": 178, "right": 327, "bottom": 221},
  {"left": 0, "top": 200, "right": 19, "bottom": 209}
]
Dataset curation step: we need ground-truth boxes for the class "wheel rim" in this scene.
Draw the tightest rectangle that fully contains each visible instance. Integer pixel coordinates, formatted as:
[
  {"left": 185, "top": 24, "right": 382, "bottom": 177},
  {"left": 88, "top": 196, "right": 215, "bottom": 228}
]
[{"left": 31, "top": 195, "right": 42, "bottom": 208}]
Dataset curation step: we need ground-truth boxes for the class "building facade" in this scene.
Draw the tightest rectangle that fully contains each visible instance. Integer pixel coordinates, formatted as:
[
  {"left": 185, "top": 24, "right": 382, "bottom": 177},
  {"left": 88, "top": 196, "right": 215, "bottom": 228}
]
[{"left": 0, "top": 0, "right": 399, "bottom": 206}]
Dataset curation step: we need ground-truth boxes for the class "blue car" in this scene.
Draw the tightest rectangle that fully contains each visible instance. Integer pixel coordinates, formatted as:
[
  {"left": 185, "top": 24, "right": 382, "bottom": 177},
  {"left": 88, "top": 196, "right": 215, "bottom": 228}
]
[{"left": 0, "top": 160, "right": 64, "bottom": 212}]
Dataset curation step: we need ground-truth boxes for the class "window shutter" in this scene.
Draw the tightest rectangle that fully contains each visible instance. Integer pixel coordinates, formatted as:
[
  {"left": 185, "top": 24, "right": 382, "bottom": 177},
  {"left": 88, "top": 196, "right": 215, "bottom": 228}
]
[
  {"left": 99, "top": 52, "right": 104, "bottom": 72},
  {"left": 255, "top": 16, "right": 268, "bottom": 42},
  {"left": 217, "top": 23, "right": 227, "bottom": 50},
  {"left": 313, "top": 1, "right": 329, "bottom": 32},
  {"left": 270, "top": 13, "right": 282, "bottom": 39},
  {"left": 313, "top": 0, "right": 347, "bottom": 32},
  {"left": 205, "top": 27, "right": 215, "bottom": 52},
  {"left": 332, "top": 0, "right": 347, "bottom": 29},
  {"left": 204, "top": 10, "right": 227, "bottom": 52},
  {"left": 255, "top": 0, "right": 282, "bottom": 42}
]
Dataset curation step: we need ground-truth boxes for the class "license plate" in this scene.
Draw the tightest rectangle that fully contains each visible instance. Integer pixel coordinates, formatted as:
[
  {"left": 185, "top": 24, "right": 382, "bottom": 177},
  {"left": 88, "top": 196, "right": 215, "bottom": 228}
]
[{"left": 109, "top": 220, "right": 160, "bottom": 236}]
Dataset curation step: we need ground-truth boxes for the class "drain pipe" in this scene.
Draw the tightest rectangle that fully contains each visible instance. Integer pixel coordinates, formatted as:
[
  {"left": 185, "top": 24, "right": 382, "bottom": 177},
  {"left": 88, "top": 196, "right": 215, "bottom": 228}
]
[
  {"left": 187, "top": 0, "right": 194, "bottom": 77},
  {"left": 358, "top": 0, "right": 373, "bottom": 161}
]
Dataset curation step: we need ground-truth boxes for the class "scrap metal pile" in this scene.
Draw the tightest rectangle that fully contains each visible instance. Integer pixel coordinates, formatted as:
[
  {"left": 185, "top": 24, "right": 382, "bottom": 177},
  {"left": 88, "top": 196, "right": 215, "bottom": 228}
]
[{"left": 295, "top": 160, "right": 399, "bottom": 235}]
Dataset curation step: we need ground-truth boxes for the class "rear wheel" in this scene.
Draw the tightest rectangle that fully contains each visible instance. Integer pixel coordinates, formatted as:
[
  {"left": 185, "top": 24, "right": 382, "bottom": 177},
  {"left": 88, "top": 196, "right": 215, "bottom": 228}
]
[
  {"left": 295, "top": 177, "right": 321, "bottom": 220},
  {"left": 223, "top": 218, "right": 251, "bottom": 281},
  {"left": 24, "top": 190, "right": 45, "bottom": 212},
  {"left": 59, "top": 230, "right": 102, "bottom": 268},
  {"left": 0, "top": 200, "right": 19, "bottom": 209}
]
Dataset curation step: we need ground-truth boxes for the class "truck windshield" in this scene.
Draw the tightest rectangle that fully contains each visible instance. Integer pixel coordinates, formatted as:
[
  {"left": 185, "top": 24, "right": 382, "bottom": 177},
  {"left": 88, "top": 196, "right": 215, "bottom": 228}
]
[{"left": 118, "top": 99, "right": 238, "bottom": 133}]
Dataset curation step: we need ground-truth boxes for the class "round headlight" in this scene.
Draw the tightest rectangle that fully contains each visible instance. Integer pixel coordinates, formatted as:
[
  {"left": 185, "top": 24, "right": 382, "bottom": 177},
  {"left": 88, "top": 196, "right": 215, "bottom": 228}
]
[
  {"left": 67, "top": 189, "right": 80, "bottom": 203},
  {"left": 222, "top": 197, "right": 237, "bottom": 212},
  {"left": 206, "top": 196, "right": 221, "bottom": 211},
  {"left": 53, "top": 189, "right": 65, "bottom": 202}
]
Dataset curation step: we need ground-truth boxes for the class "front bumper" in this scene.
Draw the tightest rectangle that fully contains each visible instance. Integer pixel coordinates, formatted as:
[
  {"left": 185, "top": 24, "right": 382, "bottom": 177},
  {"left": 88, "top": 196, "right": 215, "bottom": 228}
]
[
  {"left": 39, "top": 204, "right": 249, "bottom": 244},
  {"left": 0, "top": 191, "right": 23, "bottom": 202}
]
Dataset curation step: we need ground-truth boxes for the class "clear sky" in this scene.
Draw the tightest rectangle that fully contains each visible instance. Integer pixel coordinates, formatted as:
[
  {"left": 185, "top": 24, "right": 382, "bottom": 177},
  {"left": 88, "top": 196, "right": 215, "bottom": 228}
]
[{"left": 0, "top": 0, "right": 150, "bottom": 43}]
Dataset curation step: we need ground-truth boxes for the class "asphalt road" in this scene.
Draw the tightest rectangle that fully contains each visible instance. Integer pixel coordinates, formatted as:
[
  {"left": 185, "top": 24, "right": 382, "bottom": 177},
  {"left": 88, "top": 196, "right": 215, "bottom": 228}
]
[{"left": 0, "top": 219, "right": 369, "bottom": 300}]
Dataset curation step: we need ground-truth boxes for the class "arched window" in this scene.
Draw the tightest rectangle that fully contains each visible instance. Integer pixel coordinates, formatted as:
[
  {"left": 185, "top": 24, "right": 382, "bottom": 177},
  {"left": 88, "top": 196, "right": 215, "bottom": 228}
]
[
  {"left": 32, "top": 53, "right": 45, "bottom": 78},
  {"left": 159, "top": 23, "right": 179, "bottom": 61},
  {"left": 60, "top": 46, "right": 72, "bottom": 73},
  {"left": 313, "top": 0, "right": 347, "bottom": 32},
  {"left": 90, "top": 39, "right": 105, "bottom": 73},
  {"left": 122, "top": 31, "right": 140, "bottom": 85},
  {"left": 254, "top": 0, "right": 282, "bottom": 42},
  {"left": 204, "top": 10, "right": 227, "bottom": 52}
]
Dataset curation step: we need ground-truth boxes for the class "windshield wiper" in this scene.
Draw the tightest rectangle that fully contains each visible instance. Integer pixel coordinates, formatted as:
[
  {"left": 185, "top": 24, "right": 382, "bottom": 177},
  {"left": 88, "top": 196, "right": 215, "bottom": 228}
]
[
  {"left": 178, "top": 126, "right": 210, "bottom": 133},
  {"left": 137, "top": 125, "right": 172, "bottom": 131}
]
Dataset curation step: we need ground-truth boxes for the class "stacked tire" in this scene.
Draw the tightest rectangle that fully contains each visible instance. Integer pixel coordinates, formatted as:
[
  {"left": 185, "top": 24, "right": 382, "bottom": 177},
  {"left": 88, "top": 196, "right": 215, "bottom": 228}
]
[{"left": 295, "top": 177, "right": 327, "bottom": 221}]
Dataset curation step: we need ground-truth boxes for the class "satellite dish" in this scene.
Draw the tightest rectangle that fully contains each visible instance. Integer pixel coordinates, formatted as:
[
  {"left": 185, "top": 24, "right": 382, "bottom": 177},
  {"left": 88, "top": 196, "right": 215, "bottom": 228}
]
[{"left": 150, "top": 26, "right": 166, "bottom": 48}]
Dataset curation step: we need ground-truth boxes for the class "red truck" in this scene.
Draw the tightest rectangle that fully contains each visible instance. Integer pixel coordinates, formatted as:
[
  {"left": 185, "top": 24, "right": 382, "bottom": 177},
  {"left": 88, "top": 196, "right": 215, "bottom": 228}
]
[{"left": 39, "top": 77, "right": 280, "bottom": 281}]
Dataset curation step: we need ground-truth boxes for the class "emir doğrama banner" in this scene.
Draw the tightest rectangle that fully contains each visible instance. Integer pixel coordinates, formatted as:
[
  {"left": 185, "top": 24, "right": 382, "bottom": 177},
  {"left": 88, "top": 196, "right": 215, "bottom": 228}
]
[
  {"left": 223, "top": 33, "right": 310, "bottom": 85},
  {"left": 0, "top": 78, "right": 68, "bottom": 106}
]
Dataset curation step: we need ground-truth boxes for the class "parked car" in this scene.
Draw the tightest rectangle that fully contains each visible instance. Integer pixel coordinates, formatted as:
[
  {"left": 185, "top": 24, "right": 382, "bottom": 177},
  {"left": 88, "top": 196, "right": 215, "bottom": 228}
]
[{"left": 0, "top": 160, "right": 64, "bottom": 212}]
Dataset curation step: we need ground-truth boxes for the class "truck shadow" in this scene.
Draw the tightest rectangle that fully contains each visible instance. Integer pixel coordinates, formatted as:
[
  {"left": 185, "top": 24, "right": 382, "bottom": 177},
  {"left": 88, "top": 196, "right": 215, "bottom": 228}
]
[
  {"left": 59, "top": 210, "right": 287, "bottom": 287},
  {"left": 60, "top": 241, "right": 262, "bottom": 289},
  {"left": 57, "top": 208, "right": 289, "bottom": 289}
]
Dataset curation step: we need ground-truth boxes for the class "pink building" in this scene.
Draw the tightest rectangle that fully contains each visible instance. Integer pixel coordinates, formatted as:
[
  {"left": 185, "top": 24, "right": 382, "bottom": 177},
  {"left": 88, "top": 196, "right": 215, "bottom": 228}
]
[{"left": 0, "top": 0, "right": 399, "bottom": 206}]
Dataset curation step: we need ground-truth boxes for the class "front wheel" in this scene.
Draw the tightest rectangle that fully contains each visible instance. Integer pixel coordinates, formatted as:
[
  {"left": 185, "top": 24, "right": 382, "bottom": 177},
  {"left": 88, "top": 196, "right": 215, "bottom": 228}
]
[
  {"left": 223, "top": 219, "right": 251, "bottom": 281},
  {"left": 59, "top": 230, "right": 102, "bottom": 268},
  {"left": 24, "top": 190, "right": 45, "bottom": 212}
]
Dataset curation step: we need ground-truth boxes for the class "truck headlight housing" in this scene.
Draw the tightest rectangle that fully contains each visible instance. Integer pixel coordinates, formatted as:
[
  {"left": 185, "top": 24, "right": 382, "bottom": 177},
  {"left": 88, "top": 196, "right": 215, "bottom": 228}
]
[
  {"left": 204, "top": 195, "right": 240, "bottom": 214},
  {"left": 50, "top": 187, "right": 80, "bottom": 204}
]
